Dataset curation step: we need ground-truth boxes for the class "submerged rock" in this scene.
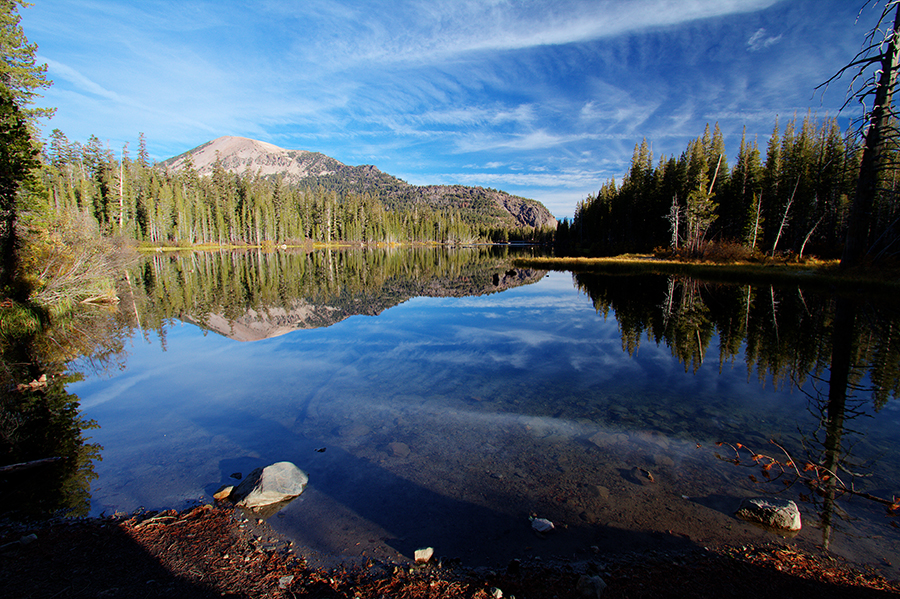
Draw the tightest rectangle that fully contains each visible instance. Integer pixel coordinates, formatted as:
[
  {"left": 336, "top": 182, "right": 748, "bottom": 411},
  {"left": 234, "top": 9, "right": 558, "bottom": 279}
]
[
  {"left": 389, "top": 442, "right": 411, "bottom": 458},
  {"left": 735, "top": 497, "right": 801, "bottom": 531},
  {"left": 577, "top": 574, "right": 607, "bottom": 598},
  {"left": 231, "top": 462, "right": 308, "bottom": 509}
]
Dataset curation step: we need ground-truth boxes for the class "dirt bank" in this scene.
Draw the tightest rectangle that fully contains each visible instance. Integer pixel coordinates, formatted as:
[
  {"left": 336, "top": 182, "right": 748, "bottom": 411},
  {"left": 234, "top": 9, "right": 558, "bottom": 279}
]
[{"left": 1, "top": 504, "right": 897, "bottom": 598}]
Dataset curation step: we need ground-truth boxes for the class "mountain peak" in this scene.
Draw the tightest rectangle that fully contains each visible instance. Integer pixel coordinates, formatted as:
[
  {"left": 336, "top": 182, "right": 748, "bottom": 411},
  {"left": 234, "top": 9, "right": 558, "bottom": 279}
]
[
  {"left": 162, "top": 137, "right": 557, "bottom": 229},
  {"left": 162, "top": 136, "right": 343, "bottom": 181}
]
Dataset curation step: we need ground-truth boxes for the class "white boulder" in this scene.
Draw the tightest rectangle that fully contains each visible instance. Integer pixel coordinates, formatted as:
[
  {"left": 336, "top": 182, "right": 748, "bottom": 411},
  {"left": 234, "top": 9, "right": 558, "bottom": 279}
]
[
  {"left": 735, "top": 497, "right": 801, "bottom": 531},
  {"left": 231, "top": 462, "right": 308, "bottom": 509}
]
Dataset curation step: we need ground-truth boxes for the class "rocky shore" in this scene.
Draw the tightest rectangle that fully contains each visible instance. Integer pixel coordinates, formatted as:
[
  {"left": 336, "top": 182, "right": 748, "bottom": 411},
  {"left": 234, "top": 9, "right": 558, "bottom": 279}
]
[{"left": 2, "top": 504, "right": 898, "bottom": 598}]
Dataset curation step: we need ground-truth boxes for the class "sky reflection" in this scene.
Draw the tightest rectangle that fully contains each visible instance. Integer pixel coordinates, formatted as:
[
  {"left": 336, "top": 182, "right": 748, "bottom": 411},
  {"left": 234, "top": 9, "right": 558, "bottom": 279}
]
[{"left": 65, "top": 269, "right": 900, "bottom": 571}]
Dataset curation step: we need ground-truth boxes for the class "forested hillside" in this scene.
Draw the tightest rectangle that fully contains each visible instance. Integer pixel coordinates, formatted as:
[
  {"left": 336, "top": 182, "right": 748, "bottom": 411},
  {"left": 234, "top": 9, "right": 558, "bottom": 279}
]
[
  {"left": 43, "top": 131, "right": 556, "bottom": 247},
  {"left": 558, "top": 116, "right": 896, "bottom": 260}
]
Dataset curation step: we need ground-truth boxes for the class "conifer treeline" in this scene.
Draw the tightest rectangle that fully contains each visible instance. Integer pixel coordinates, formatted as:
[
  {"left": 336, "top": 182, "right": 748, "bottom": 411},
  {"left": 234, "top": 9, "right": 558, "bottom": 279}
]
[
  {"left": 558, "top": 116, "right": 898, "bottom": 259},
  {"left": 42, "top": 130, "right": 548, "bottom": 247}
]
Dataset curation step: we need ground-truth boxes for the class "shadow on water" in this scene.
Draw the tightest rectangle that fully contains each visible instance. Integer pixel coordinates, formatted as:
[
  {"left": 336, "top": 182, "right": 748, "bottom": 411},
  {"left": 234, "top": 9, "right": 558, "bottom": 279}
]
[{"left": 194, "top": 408, "right": 703, "bottom": 566}]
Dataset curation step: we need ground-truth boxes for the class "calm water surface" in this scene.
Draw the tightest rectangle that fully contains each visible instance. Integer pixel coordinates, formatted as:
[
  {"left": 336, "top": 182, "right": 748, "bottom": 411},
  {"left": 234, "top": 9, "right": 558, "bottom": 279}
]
[{"left": 66, "top": 249, "right": 900, "bottom": 571}]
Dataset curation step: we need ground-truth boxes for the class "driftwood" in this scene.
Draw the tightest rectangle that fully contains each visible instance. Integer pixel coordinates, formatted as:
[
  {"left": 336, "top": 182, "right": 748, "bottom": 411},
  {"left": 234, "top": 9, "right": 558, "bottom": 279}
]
[{"left": 0, "top": 456, "right": 64, "bottom": 474}]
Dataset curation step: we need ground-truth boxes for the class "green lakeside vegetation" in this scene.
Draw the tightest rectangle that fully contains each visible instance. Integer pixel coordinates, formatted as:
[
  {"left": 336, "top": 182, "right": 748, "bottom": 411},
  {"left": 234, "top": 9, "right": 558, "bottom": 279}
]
[{"left": 555, "top": 117, "right": 858, "bottom": 260}]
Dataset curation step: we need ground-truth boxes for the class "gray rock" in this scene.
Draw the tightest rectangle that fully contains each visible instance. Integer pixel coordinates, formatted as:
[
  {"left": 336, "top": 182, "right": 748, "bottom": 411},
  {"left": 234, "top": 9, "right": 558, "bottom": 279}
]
[
  {"left": 231, "top": 462, "right": 308, "bottom": 509},
  {"left": 735, "top": 497, "right": 801, "bottom": 531},
  {"left": 576, "top": 574, "right": 607, "bottom": 598}
]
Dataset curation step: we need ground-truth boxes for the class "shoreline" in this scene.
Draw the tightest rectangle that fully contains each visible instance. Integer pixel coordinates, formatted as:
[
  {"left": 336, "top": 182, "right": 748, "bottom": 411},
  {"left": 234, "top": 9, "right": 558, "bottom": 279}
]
[
  {"left": 512, "top": 255, "right": 900, "bottom": 295},
  {"left": 2, "top": 504, "right": 898, "bottom": 598}
]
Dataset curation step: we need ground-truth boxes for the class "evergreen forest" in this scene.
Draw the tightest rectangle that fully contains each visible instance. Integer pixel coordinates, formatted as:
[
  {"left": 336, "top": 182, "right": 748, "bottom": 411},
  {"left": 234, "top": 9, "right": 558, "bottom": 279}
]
[
  {"left": 42, "top": 130, "right": 554, "bottom": 249},
  {"left": 555, "top": 117, "right": 896, "bottom": 261}
]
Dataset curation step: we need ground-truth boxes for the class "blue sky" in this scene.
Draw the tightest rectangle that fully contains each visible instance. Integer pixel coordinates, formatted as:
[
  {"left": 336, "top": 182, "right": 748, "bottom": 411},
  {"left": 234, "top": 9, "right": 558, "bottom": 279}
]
[{"left": 22, "top": 1, "right": 882, "bottom": 219}]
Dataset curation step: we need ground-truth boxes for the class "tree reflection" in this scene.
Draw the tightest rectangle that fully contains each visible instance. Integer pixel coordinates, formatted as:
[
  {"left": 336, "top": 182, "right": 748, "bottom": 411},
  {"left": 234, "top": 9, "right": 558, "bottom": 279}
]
[
  {"left": 573, "top": 271, "right": 900, "bottom": 549},
  {"left": 0, "top": 299, "right": 131, "bottom": 517}
]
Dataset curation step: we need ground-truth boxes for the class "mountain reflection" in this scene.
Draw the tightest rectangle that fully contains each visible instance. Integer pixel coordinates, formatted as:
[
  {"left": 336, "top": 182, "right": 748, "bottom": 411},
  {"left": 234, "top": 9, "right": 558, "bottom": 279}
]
[
  {"left": 1, "top": 246, "right": 545, "bottom": 517},
  {"left": 130, "top": 246, "right": 547, "bottom": 341}
]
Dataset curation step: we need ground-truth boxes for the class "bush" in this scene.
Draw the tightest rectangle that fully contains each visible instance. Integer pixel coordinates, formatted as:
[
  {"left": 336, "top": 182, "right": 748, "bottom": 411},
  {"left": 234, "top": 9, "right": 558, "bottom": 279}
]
[
  {"left": 19, "top": 211, "right": 127, "bottom": 308},
  {"left": 659, "top": 240, "right": 754, "bottom": 263}
]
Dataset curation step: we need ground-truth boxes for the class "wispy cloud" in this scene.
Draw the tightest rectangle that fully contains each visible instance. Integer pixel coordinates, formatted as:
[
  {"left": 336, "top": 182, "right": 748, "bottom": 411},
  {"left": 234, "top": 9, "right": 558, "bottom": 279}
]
[
  {"left": 23, "top": 0, "right": 875, "bottom": 219},
  {"left": 282, "top": 0, "right": 781, "bottom": 66},
  {"left": 43, "top": 57, "right": 123, "bottom": 102},
  {"left": 747, "top": 28, "right": 783, "bottom": 51}
]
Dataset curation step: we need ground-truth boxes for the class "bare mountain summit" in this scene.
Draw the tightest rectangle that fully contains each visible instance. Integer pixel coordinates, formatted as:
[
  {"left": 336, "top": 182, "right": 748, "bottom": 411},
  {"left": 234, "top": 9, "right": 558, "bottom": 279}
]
[
  {"left": 162, "top": 136, "right": 345, "bottom": 181},
  {"left": 161, "top": 136, "right": 557, "bottom": 230}
]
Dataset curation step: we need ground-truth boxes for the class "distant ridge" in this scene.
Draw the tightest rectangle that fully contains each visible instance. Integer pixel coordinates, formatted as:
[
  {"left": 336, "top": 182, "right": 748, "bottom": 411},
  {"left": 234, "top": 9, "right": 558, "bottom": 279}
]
[{"left": 161, "top": 136, "right": 557, "bottom": 230}]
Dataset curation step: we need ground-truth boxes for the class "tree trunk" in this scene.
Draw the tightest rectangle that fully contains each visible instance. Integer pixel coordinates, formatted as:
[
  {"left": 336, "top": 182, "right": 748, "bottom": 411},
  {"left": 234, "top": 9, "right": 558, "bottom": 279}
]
[{"left": 842, "top": 5, "right": 900, "bottom": 267}]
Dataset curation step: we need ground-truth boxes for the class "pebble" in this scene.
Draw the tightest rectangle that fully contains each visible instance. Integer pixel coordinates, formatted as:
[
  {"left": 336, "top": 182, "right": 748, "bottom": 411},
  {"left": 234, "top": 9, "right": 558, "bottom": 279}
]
[
  {"left": 588, "top": 485, "right": 610, "bottom": 499},
  {"left": 531, "top": 518, "right": 554, "bottom": 533}
]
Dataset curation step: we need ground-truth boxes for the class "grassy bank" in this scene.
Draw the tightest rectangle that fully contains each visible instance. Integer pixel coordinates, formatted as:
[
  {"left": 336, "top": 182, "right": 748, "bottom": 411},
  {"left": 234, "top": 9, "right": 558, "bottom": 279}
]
[
  {"left": 134, "top": 240, "right": 453, "bottom": 253},
  {"left": 512, "top": 255, "right": 900, "bottom": 295}
]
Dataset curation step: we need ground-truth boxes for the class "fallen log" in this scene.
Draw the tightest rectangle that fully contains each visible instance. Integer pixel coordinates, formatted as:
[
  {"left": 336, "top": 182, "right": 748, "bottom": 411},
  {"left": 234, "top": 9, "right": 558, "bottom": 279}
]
[{"left": 0, "top": 457, "right": 65, "bottom": 474}]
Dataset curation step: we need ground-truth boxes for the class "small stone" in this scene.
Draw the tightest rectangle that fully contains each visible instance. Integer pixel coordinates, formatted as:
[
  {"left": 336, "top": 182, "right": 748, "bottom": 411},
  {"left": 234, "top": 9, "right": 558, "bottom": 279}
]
[
  {"left": 588, "top": 431, "right": 611, "bottom": 448},
  {"left": 278, "top": 575, "right": 294, "bottom": 589},
  {"left": 213, "top": 485, "right": 234, "bottom": 501},
  {"left": 490, "top": 587, "right": 503, "bottom": 598},
  {"left": 506, "top": 559, "right": 521, "bottom": 575},
  {"left": 651, "top": 454, "right": 675, "bottom": 468},
  {"left": 576, "top": 574, "right": 607, "bottom": 598},
  {"left": 414, "top": 547, "right": 434, "bottom": 563},
  {"left": 588, "top": 485, "right": 609, "bottom": 499},
  {"left": 631, "top": 466, "right": 654, "bottom": 484},
  {"left": 531, "top": 517, "right": 554, "bottom": 533},
  {"left": 19, "top": 534, "right": 37, "bottom": 546}
]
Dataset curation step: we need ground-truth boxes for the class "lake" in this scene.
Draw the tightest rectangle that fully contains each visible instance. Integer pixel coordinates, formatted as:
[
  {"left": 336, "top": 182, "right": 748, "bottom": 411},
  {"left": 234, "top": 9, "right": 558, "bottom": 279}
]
[{"left": 44, "top": 247, "right": 900, "bottom": 571}]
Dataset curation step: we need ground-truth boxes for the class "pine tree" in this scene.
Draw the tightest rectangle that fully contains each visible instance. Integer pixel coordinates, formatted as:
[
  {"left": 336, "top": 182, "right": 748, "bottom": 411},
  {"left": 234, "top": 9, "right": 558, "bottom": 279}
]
[
  {"left": 0, "top": 0, "right": 53, "bottom": 123},
  {"left": 0, "top": 88, "right": 38, "bottom": 296}
]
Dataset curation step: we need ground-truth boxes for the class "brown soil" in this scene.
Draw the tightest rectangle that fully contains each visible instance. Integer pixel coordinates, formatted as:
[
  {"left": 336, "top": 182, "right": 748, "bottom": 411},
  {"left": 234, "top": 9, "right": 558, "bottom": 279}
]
[{"left": 1, "top": 504, "right": 898, "bottom": 598}]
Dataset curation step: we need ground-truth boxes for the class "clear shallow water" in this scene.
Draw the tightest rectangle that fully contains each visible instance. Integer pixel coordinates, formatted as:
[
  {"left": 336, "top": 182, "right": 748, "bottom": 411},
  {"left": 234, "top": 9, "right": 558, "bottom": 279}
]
[{"left": 67, "top": 258, "right": 900, "bottom": 572}]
